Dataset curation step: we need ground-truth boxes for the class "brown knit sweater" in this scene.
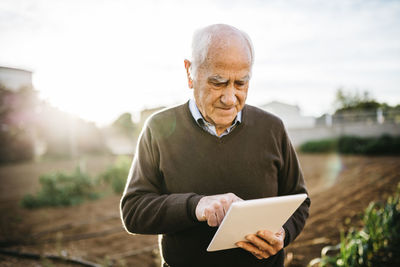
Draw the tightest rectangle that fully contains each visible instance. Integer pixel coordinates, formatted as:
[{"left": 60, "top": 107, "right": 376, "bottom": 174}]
[{"left": 120, "top": 101, "right": 310, "bottom": 267}]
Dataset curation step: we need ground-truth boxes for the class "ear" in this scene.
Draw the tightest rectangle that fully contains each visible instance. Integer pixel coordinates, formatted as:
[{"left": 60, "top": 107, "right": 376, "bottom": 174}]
[{"left": 184, "top": 59, "right": 193, "bottom": 89}]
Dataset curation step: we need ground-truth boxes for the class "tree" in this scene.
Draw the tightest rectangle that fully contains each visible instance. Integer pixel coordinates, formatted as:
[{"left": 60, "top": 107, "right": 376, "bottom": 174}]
[
  {"left": 334, "top": 88, "right": 381, "bottom": 114},
  {"left": 111, "top": 112, "right": 136, "bottom": 137},
  {"left": 0, "top": 84, "right": 38, "bottom": 162}
]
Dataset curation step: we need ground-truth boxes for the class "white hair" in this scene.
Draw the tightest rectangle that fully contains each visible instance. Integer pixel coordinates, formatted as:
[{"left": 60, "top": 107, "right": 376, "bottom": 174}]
[{"left": 189, "top": 24, "right": 255, "bottom": 79}]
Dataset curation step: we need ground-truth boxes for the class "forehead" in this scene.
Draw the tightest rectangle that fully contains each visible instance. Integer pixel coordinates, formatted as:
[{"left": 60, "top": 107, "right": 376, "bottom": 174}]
[
  {"left": 202, "top": 37, "right": 252, "bottom": 76},
  {"left": 202, "top": 59, "right": 251, "bottom": 79}
]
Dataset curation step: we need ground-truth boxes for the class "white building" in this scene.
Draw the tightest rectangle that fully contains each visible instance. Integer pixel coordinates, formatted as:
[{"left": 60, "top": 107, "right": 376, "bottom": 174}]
[
  {"left": 0, "top": 66, "right": 33, "bottom": 91},
  {"left": 260, "top": 101, "right": 316, "bottom": 129}
]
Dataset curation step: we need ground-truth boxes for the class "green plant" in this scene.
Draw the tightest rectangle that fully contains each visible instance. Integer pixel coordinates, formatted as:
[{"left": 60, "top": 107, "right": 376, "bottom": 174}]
[
  {"left": 311, "top": 184, "right": 400, "bottom": 266},
  {"left": 300, "top": 135, "right": 400, "bottom": 155},
  {"left": 299, "top": 139, "right": 337, "bottom": 153},
  {"left": 21, "top": 167, "right": 98, "bottom": 208},
  {"left": 337, "top": 135, "right": 400, "bottom": 155},
  {"left": 99, "top": 156, "right": 131, "bottom": 194}
]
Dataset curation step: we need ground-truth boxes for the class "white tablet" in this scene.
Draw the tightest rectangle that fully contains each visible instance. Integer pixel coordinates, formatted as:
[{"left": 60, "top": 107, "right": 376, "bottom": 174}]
[{"left": 207, "top": 193, "right": 307, "bottom": 252}]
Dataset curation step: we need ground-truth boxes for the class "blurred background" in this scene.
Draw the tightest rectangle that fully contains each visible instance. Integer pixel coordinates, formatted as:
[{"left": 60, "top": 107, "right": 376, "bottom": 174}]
[{"left": 0, "top": 0, "right": 399, "bottom": 266}]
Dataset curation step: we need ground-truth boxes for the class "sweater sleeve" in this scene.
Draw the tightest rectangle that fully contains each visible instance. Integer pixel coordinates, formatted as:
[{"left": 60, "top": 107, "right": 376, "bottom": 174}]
[
  {"left": 120, "top": 123, "right": 203, "bottom": 235},
  {"left": 277, "top": 122, "right": 311, "bottom": 247}
]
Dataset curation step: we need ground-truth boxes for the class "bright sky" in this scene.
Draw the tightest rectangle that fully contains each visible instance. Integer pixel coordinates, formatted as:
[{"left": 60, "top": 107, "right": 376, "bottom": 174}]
[{"left": 1, "top": 0, "right": 399, "bottom": 126}]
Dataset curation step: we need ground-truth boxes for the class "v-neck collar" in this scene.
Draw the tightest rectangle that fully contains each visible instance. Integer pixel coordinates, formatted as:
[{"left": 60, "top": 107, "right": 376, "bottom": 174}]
[{"left": 183, "top": 101, "right": 246, "bottom": 143}]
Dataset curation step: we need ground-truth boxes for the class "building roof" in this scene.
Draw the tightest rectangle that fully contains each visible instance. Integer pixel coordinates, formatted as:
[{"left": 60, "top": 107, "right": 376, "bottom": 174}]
[{"left": 0, "top": 65, "right": 33, "bottom": 91}]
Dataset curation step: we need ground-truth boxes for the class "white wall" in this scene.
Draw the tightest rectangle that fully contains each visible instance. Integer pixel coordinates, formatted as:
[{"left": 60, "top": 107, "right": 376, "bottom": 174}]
[
  {"left": 0, "top": 67, "right": 32, "bottom": 91},
  {"left": 260, "top": 101, "right": 316, "bottom": 129}
]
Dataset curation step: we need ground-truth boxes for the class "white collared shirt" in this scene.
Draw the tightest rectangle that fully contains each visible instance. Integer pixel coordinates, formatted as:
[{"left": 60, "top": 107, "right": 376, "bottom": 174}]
[{"left": 188, "top": 99, "right": 242, "bottom": 138}]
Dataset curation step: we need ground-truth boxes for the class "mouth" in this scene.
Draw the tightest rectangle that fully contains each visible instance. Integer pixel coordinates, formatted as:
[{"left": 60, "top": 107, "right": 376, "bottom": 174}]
[
  {"left": 216, "top": 106, "right": 236, "bottom": 114},
  {"left": 216, "top": 105, "right": 235, "bottom": 110}
]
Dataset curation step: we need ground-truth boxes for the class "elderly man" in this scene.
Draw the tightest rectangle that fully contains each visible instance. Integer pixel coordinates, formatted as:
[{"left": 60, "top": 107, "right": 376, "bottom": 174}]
[{"left": 120, "top": 24, "right": 310, "bottom": 267}]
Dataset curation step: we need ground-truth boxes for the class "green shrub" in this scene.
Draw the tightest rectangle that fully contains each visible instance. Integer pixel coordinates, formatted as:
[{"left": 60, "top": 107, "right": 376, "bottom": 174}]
[
  {"left": 363, "top": 135, "right": 400, "bottom": 155},
  {"left": 99, "top": 156, "right": 131, "bottom": 194},
  {"left": 336, "top": 136, "right": 367, "bottom": 154},
  {"left": 313, "top": 184, "right": 400, "bottom": 267},
  {"left": 299, "top": 139, "right": 337, "bottom": 153},
  {"left": 21, "top": 167, "right": 98, "bottom": 209},
  {"left": 337, "top": 135, "right": 400, "bottom": 155},
  {"left": 300, "top": 135, "right": 400, "bottom": 155}
]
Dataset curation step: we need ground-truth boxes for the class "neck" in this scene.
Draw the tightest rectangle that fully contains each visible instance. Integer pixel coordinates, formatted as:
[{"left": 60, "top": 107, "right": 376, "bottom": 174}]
[{"left": 215, "top": 125, "right": 230, "bottom": 136}]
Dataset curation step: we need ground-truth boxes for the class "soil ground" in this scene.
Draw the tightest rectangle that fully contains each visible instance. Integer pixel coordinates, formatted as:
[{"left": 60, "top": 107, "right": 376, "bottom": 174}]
[{"left": 0, "top": 153, "right": 399, "bottom": 267}]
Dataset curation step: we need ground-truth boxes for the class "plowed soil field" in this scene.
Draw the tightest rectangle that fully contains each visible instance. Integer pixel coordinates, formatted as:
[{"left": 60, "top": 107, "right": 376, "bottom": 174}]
[{"left": 0, "top": 154, "right": 399, "bottom": 266}]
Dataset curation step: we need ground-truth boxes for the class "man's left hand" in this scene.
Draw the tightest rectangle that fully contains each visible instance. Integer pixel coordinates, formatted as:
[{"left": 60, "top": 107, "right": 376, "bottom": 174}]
[{"left": 235, "top": 228, "right": 285, "bottom": 260}]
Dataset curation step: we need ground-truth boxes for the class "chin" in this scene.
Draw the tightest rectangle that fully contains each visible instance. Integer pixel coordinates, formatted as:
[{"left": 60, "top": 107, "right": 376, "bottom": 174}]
[{"left": 215, "top": 116, "right": 236, "bottom": 127}]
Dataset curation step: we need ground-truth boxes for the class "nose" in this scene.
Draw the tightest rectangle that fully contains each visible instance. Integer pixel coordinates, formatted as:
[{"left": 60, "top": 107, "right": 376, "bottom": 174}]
[{"left": 220, "top": 84, "right": 237, "bottom": 106}]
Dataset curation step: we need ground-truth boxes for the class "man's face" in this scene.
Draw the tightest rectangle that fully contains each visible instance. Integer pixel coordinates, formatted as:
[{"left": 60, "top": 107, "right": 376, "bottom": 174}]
[{"left": 192, "top": 40, "right": 251, "bottom": 135}]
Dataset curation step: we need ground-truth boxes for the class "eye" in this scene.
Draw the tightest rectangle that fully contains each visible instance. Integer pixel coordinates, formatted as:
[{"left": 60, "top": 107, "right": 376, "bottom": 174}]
[
  {"left": 211, "top": 82, "right": 227, "bottom": 87},
  {"left": 235, "top": 81, "right": 246, "bottom": 87}
]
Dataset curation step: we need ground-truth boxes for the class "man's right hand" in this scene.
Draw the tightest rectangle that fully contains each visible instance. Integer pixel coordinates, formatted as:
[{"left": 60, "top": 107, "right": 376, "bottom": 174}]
[{"left": 195, "top": 193, "right": 243, "bottom": 227}]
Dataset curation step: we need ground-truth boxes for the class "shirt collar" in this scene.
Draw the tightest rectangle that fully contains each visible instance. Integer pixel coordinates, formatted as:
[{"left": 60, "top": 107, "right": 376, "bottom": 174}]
[{"left": 188, "top": 98, "right": 242, "bottom": 126}]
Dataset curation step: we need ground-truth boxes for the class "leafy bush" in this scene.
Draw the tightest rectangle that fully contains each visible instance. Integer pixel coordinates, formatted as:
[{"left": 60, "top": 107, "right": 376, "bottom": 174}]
[
  {"left": 311, "top": 184, "right": 400, "bottom": 267},
  {"left": 99, "top": 156, "right": 131, "bottom": 194},
  {"left": 338, "top": 135, "right": 400, "bottom": 155},
  {"left": 21, "top": 167, "right": 98, "bottom": 209},
  {"left": 21, "top": 156, "right": 132, "bottom": 208},
  {"left": 300, "top": 135, "right": 400, "bottom": 155},
  {"left": 299, "top": 139, "right": 337, "bottom": 153}
]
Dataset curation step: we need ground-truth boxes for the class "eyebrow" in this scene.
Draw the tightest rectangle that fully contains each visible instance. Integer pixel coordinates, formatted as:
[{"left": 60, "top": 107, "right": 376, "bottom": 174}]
[
  {"left": 208, "top": 75, "right": 228, "bottom": 83},
  {"left": 208, "top": 74, "right": 250, "bottom": 83}
]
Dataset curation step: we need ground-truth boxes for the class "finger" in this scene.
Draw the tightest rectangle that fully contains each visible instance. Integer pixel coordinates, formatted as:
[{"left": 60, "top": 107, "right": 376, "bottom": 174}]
[
  {"left": 210, "top": 202, "right": 224, "bottom": 226},
  {"left": 215, "top": 207, "right": 225, "bottom": 226},
  {"left": 239, "top": 241, "right": 269, "bottom": 259},
  {"left": 198, "top": 210, "right": 207, "bottom": 221},
  {"left": 257, "top": 230, "right": 284, "bottom": 255},
  {"left": 252, "top": 252, "right": 263, "bottom": 260},
  {"left": 257, "top": 230, "right": 280, "bottom": 246},
  {"left": 245, "top": 234, "right": 278, "bottom": 257},
  {"left": 247, "top": 234, "right": 277, "bottom": 256},
  {"left": 203, "top": 208, "right": 212, "bottom": 226},
  {"left": 235, "top": 241, "right": 269, "bottom": 259},
  {"left": 206, "top": 210, "right": 218, "bottom": 227},
  {"left": 245, "top": 234, "right": 272, "bottom": 254},
  {"left": 220, "top": 197, "right": 230, "bottom": 216}
]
